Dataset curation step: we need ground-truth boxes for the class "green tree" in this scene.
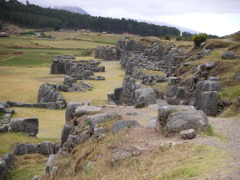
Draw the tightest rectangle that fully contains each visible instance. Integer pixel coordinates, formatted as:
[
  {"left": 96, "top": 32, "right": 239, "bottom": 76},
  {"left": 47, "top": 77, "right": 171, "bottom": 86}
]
[{"left": 192, "top": 33, "right": 208, "bottom": 46}]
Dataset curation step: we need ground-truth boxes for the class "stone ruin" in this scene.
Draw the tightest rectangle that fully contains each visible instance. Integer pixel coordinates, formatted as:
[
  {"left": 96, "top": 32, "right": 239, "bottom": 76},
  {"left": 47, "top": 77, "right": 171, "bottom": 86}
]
[
  {"left": 108, "top": 76, "right": 156, "bottom": 108},
  {"left": 50, "top": 55, "right": 105, "bottom": 76},
  {"left": 95, "top": 46, "right": 121, "bottom": 60}
]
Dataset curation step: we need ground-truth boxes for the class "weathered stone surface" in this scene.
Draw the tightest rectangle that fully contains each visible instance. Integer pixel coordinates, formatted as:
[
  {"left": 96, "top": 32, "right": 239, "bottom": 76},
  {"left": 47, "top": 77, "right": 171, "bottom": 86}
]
[
  {"left": 2, "top": 114, "right": 11, "bottom": 124},
  {"left": 63, "top": 75, "right": 76, "bottom": 87},
  {"left": 15, "top": 143, "right": 37, "bottom": 155},
  {"left": 65, "top": 102, "right": 83, "bottom": 122},
  {"left": 135, "top": 87, "right": 156, "bottom": 108},
  {"left": 110, "top": 147, "right": 141, "bottom": 164},
  {"left": 37, "top": 83, "right": 66, "bottom": 105},
  {"left": 164, "top": 110, "right": 208, "bottom": 136},
  {"left": 0, "top": 125, "right": 9, "bottom": 133},
  {"left": 157, "top": 105, "right": 196, "bottom": 129},
  {"left": 61, "top": 124, "right": 73, "bottom": 147},
  {"left": 87, "top": 113, "right": 122, "bottom": 128},
  {"left": 221, "top": 51, "right": 236, "bottom": 59},
  {"left": 40, "top": 142, "right": 55, "bottom": 155},
  {"left": 94, "top": 128, "right": 105, "bottom": 137},
  {"left": 112, "top": 120, "right": 140, "bottom": 134},
  {"left": 0, "top": 160, "right": 6, "bottom": 180},
  {"left": 3, "top": 153, "right": 15, "bottom": 170},
  {"left": 195, "top": 80, "right": 221, "bottom": 116},
  {"left": 74, "top": 106, "right": 102, "bottom": 117},
  {"left": 180, "top": 129, "right": 197, "bottom": 140},
  {"left": 201, "top": 91, "right": 218, "bottom": 116},
  {"left": 95, "top": 46, "right": 121, "bottom": 60},
  {"left": 166, "top": 85, "right": 177, "bottom": 97},
  {"left": 10, "top": 118, "right": 39, "bottom": 136},
  {"left": 63, "top": 132, "right": 89, "bottom": 151},
  {"left": 147, "top": 117, "right": 157, "bottom": 128},
  {"left": 176, "top": 87, "right": 185, "bottom": 99},
  {"left": 46, "top": 154, "right": 59, "bottom": 178}
]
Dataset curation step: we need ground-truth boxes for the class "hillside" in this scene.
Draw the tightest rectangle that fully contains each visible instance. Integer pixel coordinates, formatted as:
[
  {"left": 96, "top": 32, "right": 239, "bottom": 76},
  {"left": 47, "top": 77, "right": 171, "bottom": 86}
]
[
  {"left": 54, "top": 6, "right": 89, "bottom": 15},
  {"left": 0, "top": 0, "right": 179, "bottom": 36},
  {"left": 228, "top": 31, "right": 240, "bottom": 42}
]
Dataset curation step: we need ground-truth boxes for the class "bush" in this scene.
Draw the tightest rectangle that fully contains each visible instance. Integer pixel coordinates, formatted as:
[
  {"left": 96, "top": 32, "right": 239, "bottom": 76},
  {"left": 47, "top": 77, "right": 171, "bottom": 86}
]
[
  {"left": 164, "top": 35, "right": 171, "bottom": 40},
  {"left": 192, "top": 33, "right": 207, "bottom": 46},
  {"left": 176, "top": 36, "right": 182, "bottom": 41}
]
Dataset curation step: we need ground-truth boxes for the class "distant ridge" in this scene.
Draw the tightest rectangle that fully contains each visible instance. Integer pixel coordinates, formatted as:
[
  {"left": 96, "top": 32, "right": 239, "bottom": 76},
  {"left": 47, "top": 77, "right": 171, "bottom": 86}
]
[
  {"left": 54, "top": 6, "right": 89, "bottom": 15},
  {"left": 138, "top": 19, "right": 199, "bottom": 34}
]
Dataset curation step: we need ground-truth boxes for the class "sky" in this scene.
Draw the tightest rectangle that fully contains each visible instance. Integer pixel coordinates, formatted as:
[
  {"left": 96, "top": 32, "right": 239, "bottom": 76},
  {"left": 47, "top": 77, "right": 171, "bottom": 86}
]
[{"left": 19, "top": 0, "right": 240, "bottom": 36}]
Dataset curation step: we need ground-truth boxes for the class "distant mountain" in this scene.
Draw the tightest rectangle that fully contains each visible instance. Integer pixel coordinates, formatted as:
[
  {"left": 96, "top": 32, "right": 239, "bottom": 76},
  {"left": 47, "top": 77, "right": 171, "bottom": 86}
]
[
  {"left": 54, "top": 6, "right": 89, "bottom": 15},
  {"left": 138, "top": 19, "right": 199, "bottom": 35}
]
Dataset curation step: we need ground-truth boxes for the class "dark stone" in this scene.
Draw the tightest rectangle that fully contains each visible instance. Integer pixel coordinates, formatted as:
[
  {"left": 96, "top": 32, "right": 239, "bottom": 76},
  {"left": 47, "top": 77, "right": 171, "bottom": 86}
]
[
  {"left": 15, "top": 143, "right": 37, "bottom": 155},
  {"left": 40, "top": 142, "right": 55, "bottom": 155},
  {"left": 61, "top": 124, "right": 73, "bottom": 147},
  {"left": 65, "top": 102, "right": 83, "bottom": 122},
  {"left": 112, "top": 120, "right": 140, "bottom": 134}
]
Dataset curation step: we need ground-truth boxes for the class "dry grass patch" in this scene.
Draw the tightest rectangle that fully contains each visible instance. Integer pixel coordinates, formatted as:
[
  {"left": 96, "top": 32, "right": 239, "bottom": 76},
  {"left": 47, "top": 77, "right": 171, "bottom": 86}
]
[
  {"left": 7, "top": 154, "right": 47, "bottom": 180},
  {"left": 153, "top": 82, "right": 168, "bottom": 94},
  {"left": 53, "top": 132, "right": 227, "bottom": 180}
]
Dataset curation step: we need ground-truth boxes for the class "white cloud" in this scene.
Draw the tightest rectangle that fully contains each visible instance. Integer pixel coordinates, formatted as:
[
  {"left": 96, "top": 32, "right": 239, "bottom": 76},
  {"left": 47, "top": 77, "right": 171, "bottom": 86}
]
[{"left": 18, "top": 0, "right": 240, "bottom": 36}]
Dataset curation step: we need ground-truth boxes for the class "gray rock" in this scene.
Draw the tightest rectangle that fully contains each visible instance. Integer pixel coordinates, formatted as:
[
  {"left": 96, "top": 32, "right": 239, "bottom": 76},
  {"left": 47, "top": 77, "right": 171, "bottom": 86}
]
[
  {"left": 2, "top": 114, "right": 11, "bottom": 124},
  {"left": 46, "top": 154, "right": 59, "bottom": 178},
  {"left": 166, "top": 85, "right": 177, "bottom": 97},
  {"left": 63, "top": 132, "right": 89, "bottom": 151},
  {"left": 147, "top": 117, "right": 157, "bottom": 128},
  {"left": 40, "top": 142, "right": 55, "bottom": 155},
  {"left": 168, "top": 77, "right": 178, "bottom": 86},
  {"left": 94, "top": 128, "right": 105, "bottom": 137},
  {"left": 205, "top": 62, "right": 216, "bottom": 69},
  {"left": 10, "top": 118, "right": 39, "bottom": 136},
  {"left": 164, "top": 110, "right": 208, "bottom": 136},
  {"left": 110, "top": 150, "right": 132, "bottom": 163},
  {"left": 63, "top": 75, "right": 76, "bottom": 87},
  {"left": 0, "top": 125, "right": 9, "bottom": 133},
  {"left": 3, "top": 153, "right": 15, "bottom": 169},
  {"left": 32, "top": 175, "right": 42, "bottom": 180},
  {"left": 201, "top": 91, "right": 218, "bottom": 116},
  {"left": 0, "top": 160, "right": 6, "bottom": 180},
  {"left": 54, "top": 144, "right": 61, "bottom": 154},
  {"left": 87, "top": 113, "right": 122, "bottom": 128},
  {"left": 37, "top": 83, "right": 65, "bottom": 105},
  {"left": 157, "top": 105, "right": 196, "bottom": 129},
  {"left": 112, "top": 120, "right": 140, "bottom": 134},
  {"left": 15, "top": 143, "right": 37, "bottom": 155},
  {"left": 135, "top": 87, "right": 156, "bottom": 108},
  {"left": 180, "top": 129, "right": 197, "bottom": 139},
  {"left": 74, "top": 106, "right": 102, "bottom": 117},
  {"left": 65, "top": 102, "right": 84, "bottom": 122},
  {"left": 61, "top": 124, "right": 73, "bottom": 147},
  {"left": 222, "top": 51, "right": 236, "bottom": 59}
]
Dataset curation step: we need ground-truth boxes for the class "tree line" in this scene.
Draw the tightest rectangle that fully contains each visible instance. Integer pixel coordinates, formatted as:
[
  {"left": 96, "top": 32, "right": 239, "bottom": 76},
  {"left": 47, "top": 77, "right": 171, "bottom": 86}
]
[{"left": 0, "top": 0, "right": 181, "bottom": 36}]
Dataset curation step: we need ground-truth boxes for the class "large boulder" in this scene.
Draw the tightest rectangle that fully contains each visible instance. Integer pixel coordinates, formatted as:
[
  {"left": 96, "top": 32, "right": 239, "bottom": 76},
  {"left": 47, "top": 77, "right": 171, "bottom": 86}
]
[
  {"left": 157, "top": 105, "right": 196, "bottom": 130},
  {"left": 112, "top": 120, "right": 140, "bottom": 134},
  {"left": 61, "top": 124, "right": 73, "bottom": 147},
  {"left": 10, "top": 118, "right": 39, "bottom": 136},
  {"left": 195, "top": 80, "right": 221, "bottom": 116},
  {"left": 65, "top": 102, "right": 84, "bottom": 122},
  {"left": 135, "top": 87, "right": 156, "bottom": 108},
  {"left": 164, "top": 110, "right": 208, "bottom": 136},
  {"left": 37, "top": 83, "right": 66, "bottom": 104}
]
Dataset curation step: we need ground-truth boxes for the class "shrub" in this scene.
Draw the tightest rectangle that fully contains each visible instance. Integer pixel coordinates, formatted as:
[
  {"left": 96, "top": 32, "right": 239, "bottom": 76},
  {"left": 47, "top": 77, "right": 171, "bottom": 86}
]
[
  {"left": 176, "top": 36, "right": 182, "bottom": 41},
  {"left": 192, "top": 33, "right": 207, "bottom": 46},
  {"left": 164, "top": 35, "right": 171, "bottom": 40}
]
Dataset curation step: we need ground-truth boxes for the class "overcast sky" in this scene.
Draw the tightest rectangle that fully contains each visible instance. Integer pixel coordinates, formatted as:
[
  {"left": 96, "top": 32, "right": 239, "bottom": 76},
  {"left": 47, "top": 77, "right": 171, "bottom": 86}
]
[{"left": 19, "top": 0, "right": 240, "bottom": 36}]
